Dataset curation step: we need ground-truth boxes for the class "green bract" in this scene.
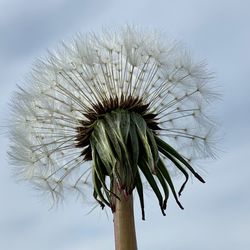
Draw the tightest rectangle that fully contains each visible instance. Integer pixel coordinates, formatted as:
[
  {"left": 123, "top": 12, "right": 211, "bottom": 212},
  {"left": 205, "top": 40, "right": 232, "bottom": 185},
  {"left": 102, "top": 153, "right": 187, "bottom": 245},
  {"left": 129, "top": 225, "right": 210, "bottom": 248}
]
[{"left": 90, "top": 109, "right": 205, "bottom": 220}]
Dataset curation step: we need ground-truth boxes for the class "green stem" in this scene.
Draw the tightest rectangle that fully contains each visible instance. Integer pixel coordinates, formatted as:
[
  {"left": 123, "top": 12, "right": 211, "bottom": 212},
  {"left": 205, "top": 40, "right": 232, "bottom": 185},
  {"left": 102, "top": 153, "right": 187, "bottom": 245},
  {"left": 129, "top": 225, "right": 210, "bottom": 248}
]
[{"left": 113, "top": 184, "right": 137, "bottom": 250}]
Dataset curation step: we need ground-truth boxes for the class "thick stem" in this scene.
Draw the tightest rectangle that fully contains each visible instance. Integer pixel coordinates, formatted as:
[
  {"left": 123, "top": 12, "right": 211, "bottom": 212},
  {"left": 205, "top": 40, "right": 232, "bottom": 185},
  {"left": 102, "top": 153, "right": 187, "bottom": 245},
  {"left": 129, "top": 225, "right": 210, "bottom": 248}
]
[{"left": 113, "top": 185, "right": 137, "bottom": 250}]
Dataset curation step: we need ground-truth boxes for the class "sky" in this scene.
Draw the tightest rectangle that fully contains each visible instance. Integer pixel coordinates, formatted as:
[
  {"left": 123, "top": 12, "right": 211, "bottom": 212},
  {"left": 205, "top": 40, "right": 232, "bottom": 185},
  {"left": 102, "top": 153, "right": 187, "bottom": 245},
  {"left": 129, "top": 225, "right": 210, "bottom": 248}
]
[{"left": 0, "top": 0, "right": 249, "bottom": 249}]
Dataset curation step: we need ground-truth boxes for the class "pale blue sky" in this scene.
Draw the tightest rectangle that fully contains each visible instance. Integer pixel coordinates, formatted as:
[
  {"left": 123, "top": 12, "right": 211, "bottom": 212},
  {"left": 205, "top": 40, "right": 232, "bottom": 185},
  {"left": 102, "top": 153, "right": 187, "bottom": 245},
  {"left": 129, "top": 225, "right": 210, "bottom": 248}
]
[{"left": 0, "top": 1, "right": 250, "bottom": 249}]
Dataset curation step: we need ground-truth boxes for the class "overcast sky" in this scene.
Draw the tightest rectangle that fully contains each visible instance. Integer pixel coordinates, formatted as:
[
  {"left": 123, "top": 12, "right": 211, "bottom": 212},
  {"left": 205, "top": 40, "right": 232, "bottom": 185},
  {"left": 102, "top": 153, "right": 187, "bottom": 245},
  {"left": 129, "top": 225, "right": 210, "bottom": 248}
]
[{"left": 0, "top": 1, "right": 250, "bottom": 250}]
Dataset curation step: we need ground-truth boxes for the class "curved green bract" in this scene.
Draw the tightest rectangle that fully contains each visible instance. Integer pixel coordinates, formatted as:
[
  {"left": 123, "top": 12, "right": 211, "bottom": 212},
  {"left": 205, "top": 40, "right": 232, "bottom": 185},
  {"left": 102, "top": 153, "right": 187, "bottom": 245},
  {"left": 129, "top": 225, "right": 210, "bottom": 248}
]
[{"left": 90, "top": 109, "right": 205, "bottom": 219}]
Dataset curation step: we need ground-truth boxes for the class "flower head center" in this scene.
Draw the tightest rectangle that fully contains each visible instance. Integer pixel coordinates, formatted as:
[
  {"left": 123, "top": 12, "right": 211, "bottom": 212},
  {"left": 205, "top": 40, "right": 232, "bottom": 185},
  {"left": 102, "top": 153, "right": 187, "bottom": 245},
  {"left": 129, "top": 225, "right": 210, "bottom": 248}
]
[{"left": 75, "top": 95, "right": 159, "bottom": 161}]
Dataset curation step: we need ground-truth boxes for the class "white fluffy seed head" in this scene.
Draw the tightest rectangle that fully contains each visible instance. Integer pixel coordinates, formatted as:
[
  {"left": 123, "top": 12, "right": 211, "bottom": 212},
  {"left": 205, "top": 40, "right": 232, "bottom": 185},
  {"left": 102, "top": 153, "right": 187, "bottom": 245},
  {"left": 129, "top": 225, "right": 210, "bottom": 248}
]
[{"left": 8, "top": 25, "right": 219, "bottom": 205}]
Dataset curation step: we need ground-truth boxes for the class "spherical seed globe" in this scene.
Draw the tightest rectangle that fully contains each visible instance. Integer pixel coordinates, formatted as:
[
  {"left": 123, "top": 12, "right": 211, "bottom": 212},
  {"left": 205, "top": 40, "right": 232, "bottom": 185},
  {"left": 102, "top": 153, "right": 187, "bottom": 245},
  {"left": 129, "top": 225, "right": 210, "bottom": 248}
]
[{"left": 8, "top": 26, "right": 218, "bottom": 219}]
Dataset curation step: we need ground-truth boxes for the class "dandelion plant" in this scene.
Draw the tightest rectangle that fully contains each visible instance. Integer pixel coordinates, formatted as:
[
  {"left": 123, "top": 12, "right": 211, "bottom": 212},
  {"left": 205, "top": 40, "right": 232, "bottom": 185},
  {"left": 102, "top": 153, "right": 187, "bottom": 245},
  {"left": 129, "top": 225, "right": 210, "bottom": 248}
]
[{"left": 8, "top": 26, "right": 218, "bottom": 250}]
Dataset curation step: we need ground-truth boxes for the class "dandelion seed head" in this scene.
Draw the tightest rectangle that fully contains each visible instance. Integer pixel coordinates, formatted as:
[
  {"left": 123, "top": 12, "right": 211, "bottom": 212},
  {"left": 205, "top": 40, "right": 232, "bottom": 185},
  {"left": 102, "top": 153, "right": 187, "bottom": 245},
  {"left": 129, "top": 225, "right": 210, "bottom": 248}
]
[{"left": 8, "top": 26, "right": 218, "bottom": 217}]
